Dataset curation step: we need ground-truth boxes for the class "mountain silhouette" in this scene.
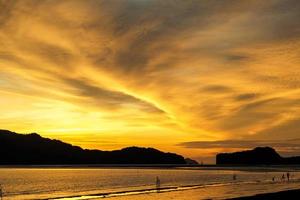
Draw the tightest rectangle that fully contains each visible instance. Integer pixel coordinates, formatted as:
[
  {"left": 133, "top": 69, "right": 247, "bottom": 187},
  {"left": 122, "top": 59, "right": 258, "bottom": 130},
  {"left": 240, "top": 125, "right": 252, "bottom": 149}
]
[
  {"left": 0, "top": 130, "right": 194, "bottom": 165},
  {"left": 216, "top": 147, "right": 300, "bottom": 165}
]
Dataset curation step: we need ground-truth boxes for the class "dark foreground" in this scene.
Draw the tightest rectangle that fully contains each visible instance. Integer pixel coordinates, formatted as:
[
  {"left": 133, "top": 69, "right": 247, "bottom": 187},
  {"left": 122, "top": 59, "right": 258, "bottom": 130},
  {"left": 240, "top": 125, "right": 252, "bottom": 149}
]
[{"left": 228, "top": 189, "right": 300, "bottom": 200}]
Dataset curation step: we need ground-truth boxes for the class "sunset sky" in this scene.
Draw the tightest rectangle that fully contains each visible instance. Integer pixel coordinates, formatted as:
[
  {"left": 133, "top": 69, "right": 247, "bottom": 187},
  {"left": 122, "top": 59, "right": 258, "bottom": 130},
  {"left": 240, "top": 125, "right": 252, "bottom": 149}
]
[{"left": 1, "top": 0, "right": 300, "bottom": 163}]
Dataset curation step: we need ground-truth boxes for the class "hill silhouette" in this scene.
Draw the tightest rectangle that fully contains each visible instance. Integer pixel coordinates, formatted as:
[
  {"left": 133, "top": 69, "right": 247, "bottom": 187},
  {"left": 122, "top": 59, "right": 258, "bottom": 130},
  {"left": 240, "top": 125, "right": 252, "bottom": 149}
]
[
  {"left": 216, "top": 147, "right": 300, "bottom": 165},
  {"left": 0, "top": 130, "right": 193, "bottom": 165}
]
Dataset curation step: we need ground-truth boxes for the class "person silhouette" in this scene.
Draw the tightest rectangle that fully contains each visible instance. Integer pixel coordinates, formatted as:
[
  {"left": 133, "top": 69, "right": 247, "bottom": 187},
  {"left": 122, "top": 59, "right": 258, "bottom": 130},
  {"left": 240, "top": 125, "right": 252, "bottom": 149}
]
[
  {"left": 156, "top": 176, "right": 161, "bottom": 192},
  {"left": 233, "top": 174, "right": 237, "bottom": 181},
  {"left": 287, "top": 172, "right": 290, "bottom": 182}
]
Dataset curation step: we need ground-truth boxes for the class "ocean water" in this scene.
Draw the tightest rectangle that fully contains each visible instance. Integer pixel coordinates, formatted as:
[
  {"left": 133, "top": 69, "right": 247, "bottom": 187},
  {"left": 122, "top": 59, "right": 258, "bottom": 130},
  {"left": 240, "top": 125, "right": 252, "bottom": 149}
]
[{"left": 0, "top": 167, "right": 300, "bottom": 199}]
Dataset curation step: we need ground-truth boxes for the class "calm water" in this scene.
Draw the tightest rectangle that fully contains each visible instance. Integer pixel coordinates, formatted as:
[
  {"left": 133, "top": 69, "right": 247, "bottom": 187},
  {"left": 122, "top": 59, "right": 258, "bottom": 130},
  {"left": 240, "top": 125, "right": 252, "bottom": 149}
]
[{"left": 1, "top": 167, "right": 300, "bottom": 199}]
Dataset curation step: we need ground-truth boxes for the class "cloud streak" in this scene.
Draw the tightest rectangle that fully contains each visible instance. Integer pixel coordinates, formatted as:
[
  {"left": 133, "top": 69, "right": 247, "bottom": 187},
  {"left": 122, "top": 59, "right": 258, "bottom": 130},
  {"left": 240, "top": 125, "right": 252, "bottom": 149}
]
[{"left": 179, "top": 139, "right": 300, "bottom": 149}]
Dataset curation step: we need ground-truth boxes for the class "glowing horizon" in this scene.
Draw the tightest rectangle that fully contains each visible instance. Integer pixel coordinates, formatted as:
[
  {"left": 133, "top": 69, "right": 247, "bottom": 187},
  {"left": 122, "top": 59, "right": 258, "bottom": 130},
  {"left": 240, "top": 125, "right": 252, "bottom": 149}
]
[{"left": 1, "top": 0, "right": 300, "bottom": 163}]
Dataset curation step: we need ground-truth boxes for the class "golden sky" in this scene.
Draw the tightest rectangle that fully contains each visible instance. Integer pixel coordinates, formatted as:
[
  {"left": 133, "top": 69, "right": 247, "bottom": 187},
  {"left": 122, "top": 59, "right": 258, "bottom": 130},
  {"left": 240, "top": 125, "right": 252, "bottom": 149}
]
[{"left": 1, "top": 0, "right": 300, "bottom": 163}]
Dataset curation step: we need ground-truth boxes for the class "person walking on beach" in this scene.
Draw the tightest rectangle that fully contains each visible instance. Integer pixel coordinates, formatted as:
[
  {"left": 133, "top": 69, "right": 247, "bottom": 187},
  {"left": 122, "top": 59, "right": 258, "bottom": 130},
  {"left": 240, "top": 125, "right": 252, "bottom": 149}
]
[
  {"left": 156, "top": 176, "right": 161, "bottom": 192},
  {"left": 287, "top": 172, "right": 290, "bottom": 182},
  {"left": 233, "top": 174, "right": 237, "bottom": 181}
]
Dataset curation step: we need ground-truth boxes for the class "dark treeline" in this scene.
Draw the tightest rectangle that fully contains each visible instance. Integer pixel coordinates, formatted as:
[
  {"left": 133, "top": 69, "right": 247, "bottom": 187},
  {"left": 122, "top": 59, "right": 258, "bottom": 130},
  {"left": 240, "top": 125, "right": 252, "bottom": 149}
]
[
  {"left": 217, "top": 147, "right": 300, "bottom": 165},
  {"left": 0, "top": 130, "right": 190, "bottom": 165}
]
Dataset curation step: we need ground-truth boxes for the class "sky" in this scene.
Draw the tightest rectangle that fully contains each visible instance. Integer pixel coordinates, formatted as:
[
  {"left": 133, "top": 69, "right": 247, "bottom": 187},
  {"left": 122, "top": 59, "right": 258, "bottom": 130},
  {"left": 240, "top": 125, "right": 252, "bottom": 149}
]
[{"left": 0, "top": 0, "right": 300, "bottom": 163}]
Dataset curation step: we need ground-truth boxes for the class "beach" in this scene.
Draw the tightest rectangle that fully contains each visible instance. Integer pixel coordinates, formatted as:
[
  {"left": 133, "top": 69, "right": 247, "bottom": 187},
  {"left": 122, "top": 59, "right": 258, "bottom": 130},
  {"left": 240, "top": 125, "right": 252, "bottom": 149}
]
[
  {"left": 105, "top": 180, "right": 300, "bottom": 200},
  {"left": 1, "top": 167, "right": 300, "bottom": 200}
]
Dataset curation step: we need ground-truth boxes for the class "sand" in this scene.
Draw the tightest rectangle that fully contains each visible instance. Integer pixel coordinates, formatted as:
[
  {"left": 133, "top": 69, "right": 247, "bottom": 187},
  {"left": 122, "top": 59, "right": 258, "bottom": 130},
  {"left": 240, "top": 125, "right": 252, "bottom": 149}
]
[
  {"left": 105, "top": 181, "right": 300, "bottom": 200},
  {"left": 228, "top": 189, "right": 300, "bottom": 199}
]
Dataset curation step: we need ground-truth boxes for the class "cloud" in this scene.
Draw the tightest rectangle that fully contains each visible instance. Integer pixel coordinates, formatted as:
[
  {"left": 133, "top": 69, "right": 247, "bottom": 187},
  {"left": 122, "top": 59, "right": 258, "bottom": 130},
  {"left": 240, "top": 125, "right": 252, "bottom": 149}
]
[
  {"left": 254, "top": 118, "right": 300, "bottom": 140},
  {"left": 0, "top": 0, "right": 17, "bottom": 26},
  {"left": 61, "top": 77, "right": 165, "bottom": 113},
  {"left": 1, "top": 0, "right": 300, "bottom": 161},
  {"left": 234, "top": 93, "right": 259, "bottom": 101},
  {"left": 178, "top": 139, "right": 300, "bottom": 149},
  {"left": 202, "top": 85, "right": 233, "bottom": 93},
  {"left": 20, "top": 39, "right": 75, "bottom": 68},
  {"left": 178, "top": 138, "right": 300, "bottom": 157}
]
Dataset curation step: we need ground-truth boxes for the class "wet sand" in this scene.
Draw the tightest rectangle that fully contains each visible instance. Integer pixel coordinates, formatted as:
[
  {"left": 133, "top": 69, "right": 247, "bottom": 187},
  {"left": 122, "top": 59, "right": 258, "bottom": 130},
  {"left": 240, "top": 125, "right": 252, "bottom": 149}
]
[{"left": 106, "top": 181, "right": 300, "bottom": 200}]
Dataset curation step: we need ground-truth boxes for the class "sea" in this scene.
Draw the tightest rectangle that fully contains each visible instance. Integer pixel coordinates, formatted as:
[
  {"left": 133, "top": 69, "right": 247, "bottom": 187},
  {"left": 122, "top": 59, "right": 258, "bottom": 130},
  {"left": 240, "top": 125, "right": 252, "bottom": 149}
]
[{"left": 1, "top": 166, "right": 300, "bottom": 200}]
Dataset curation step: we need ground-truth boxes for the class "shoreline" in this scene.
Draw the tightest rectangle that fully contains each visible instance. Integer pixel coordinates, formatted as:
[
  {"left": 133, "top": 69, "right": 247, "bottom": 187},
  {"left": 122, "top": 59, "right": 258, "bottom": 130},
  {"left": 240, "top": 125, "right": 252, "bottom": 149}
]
[
  {"left": 1, "top": 165, "right": 300, "bottom": 172},
  {"left": 50, "top": 180, "right": 300, "bottom": 200}
]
